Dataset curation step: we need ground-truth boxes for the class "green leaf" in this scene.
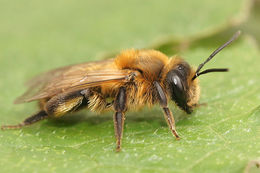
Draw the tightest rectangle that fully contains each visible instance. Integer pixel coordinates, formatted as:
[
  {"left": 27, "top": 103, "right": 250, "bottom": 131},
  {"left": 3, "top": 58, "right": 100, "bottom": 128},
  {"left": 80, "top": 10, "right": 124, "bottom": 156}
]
[
  {"left": 243, "top": 0, "right": 260, "bottom": 48},
  {"left": 0, "top": 0, "right": 249, "bottom": 66},
  {"left": 0, "top": 0, "right": 259, "bottom": 173}
]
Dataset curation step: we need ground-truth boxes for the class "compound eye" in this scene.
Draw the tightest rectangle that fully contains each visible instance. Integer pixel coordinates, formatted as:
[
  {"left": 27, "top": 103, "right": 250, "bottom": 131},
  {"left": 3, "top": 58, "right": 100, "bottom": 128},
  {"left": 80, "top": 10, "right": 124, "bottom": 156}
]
[
  {"left": 172, "top": 75, "right": 184, "bottom": 93},
  {"left": 171, "top": 73, "right": 186, "bottom": 103},
  {"left": 166, "top": 64, "right": 191, "bottom": 114}
]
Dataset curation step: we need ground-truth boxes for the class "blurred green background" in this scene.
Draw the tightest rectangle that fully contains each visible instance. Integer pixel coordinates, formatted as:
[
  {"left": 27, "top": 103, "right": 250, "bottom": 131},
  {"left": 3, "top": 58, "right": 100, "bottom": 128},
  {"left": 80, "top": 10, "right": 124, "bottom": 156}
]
[{"left": 0, "top": 0, "right": 260, "bottom": 172}]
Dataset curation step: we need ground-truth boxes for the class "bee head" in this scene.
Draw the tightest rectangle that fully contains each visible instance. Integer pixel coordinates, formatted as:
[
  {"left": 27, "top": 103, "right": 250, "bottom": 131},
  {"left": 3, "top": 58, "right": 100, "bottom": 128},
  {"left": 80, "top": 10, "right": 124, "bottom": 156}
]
[
  {"left": 165, "top": 31, "right": 241, "bottom": 114},
  {"left": 165, "top": 60, "right": 199, "bottom": 114}
]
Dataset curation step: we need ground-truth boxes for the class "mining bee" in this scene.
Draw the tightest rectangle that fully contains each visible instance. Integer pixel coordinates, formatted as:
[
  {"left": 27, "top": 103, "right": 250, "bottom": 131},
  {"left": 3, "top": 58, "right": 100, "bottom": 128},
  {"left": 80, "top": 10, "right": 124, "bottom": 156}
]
[{"left": 2, "top": 31, "right": 240, "bottom": 151}]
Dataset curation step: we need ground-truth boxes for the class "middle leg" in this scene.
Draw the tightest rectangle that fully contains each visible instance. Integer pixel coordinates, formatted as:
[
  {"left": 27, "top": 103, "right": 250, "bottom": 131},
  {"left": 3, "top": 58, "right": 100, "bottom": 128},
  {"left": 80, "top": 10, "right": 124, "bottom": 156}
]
[{"left": 113, "top": 86, "right": 127, "bottom": 152}]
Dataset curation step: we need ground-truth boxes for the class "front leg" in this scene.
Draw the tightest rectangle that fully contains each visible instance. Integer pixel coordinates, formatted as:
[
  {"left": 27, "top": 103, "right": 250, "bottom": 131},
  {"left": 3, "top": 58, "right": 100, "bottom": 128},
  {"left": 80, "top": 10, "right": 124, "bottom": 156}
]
[
  {"left": 113, "top": 87, "right": 127, "bottom": 152},
  {"left": 154, "top": 81, "right": 180, "bottom": 139}
]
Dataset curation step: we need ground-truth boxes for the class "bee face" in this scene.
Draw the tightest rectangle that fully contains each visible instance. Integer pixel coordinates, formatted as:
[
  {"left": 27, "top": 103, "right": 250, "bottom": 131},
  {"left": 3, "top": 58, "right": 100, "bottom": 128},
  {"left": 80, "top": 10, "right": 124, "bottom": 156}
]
[{"left": 165, "top": 62, "right": 198, "bottom": 114}]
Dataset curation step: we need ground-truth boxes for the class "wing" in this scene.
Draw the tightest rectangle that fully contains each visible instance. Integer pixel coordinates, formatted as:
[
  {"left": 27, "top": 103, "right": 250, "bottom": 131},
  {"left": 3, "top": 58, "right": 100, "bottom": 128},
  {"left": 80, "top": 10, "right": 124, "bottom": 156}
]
[{"left": 14, "top": 59, "right": 133, "bottom": 103}]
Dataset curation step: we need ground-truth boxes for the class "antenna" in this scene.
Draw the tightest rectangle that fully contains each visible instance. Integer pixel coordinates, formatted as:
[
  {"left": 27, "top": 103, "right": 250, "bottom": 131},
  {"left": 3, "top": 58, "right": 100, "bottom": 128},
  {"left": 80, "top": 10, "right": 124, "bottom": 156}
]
[{"left": 192, "top": 31, "right": 241, "bottom": 80}]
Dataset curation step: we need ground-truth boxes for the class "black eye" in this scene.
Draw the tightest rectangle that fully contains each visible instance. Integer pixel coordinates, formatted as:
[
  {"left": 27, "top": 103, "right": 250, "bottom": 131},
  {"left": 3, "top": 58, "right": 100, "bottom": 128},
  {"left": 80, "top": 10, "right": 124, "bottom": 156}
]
[
  {"left": 171, "top": 75, "right": 184, "bottom": 91},
  {"left": 166, "top": 69, "right": 187, "bottom": 108},
  {"left": 165, "top": 63, "right": 192, "bottom": 114}
]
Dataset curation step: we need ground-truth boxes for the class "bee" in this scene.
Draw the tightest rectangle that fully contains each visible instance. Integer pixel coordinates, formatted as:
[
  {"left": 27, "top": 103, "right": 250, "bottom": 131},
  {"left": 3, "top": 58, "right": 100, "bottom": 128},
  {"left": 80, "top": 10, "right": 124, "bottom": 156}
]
[{"left": 1, "top": 31, "right": 240, "bottom": 151}]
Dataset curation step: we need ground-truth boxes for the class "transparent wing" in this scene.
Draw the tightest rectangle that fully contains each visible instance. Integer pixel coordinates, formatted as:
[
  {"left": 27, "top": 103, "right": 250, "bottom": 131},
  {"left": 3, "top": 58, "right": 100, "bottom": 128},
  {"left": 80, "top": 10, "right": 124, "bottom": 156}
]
[{"left": 14, "top": 59, "right": 132, "bottom": 103}]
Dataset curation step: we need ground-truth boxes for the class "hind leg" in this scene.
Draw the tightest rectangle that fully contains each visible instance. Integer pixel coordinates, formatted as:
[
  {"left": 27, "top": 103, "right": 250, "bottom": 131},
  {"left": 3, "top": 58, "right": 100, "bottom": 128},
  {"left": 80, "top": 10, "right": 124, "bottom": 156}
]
[
  {"left": 1, "top": 90, "right": 89, "bottom": 130},
  {"left": 1, "top": 110, "right": 48, "bottom": 129},
  {"left": 45, "top": 90, "right": 88, "bottom": 118}
]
